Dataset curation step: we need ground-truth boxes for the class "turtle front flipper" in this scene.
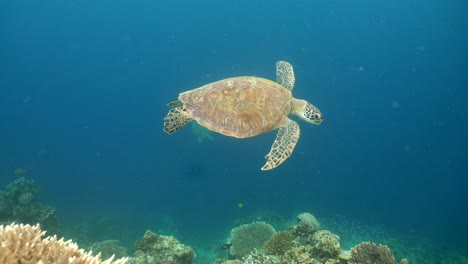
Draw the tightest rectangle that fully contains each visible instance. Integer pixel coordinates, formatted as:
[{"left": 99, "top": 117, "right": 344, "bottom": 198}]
[
  {"left": 261, "top": 118, "right": 300, "bottom": 170},
  {"left": 167, "top": 100, "right": 183, "bottom": 107},
  {"left": 164, "top": 107, "right": 193, "bottom": 134},
  {"left": 276, "top": 61, "right": 295, "bottom": 91}
]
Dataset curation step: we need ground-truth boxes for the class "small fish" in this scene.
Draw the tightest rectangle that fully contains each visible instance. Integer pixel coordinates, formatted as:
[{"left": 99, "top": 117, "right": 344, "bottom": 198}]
[
  {"left": 23, "top": 96, "right": 32, "bottom": 104},
  {"left": 238, "top": 203, "right": 244, "bottom": 209},
  {"left": 221, "top": 243, "right": 231, "bottom": 250},
  {"left": 14, "top": 168, "right": 26, "bottom": 175}
]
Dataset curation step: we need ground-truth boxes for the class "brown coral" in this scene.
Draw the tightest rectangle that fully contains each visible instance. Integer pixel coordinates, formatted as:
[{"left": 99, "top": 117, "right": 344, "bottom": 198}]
[
  {"left": 0, "top": 223, "right": 128, "bottom": 264},
  {"left": 264, "top": 231, "right": 294, "bottom": 255},
  {"left": 349, "top": 242, "right": 397, "bottom": 264}
]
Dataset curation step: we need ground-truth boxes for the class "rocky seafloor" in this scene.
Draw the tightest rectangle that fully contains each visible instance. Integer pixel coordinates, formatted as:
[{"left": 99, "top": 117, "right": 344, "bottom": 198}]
[{"left": 1, "top": 177, "right": 467, "bottom": 264}]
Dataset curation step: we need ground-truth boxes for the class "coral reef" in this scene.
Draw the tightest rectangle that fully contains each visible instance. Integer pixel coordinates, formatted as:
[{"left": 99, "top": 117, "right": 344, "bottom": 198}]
[
  {"left": 0, "top": 177, "right": 60, "bottom": 235},
  {"left": 0, "top": 223, "right": 128, "bottom": 264},
  {"left": 282, "top": 243, "right": 347, "bottom": 264},
  {"left": 349, "top": 242, "right": 397, "bottom": 264},
  {"left": 310, "top": 230, "right": 342, "bottom": 260},
  {"left": 264, "top": 231, "right": 294, "bottom": 255},
  {"left": 129, "top": 230, "right": 195, "bottom": 264},
  {"left": 229, "top": 221, "right": 277, "bottom": 258},
  {"left": 216, "top": 212, "right": 406, "bottom": 264},
  {"left": 89, "top": 240, "right": 128, "bottom": 260},
  {"left": 283, "top": 245, "right": 315, "bottom": 263}
]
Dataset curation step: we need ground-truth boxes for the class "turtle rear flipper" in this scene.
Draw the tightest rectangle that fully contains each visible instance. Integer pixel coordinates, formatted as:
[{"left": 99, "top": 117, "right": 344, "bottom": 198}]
[
  {"left": 164, "top": 107, "right": 193, "bottom": 134},
  {"left": 261, "top": 118, "right": 300, "bottom": 170}
]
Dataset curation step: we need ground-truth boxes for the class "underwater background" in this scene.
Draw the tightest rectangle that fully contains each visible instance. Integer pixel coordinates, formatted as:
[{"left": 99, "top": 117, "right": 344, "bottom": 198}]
[{"left": 1, "top": 0, "right": 466, "bottom": 263}]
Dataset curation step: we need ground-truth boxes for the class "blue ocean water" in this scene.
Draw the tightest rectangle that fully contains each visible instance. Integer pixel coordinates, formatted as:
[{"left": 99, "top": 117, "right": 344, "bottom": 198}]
[{"left": 1, "top": 0, "right": 466, "bottom": 261}]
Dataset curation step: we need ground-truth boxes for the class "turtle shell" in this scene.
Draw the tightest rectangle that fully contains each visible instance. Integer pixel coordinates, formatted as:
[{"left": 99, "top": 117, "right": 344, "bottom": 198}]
[{"left": 179, "top": 76, "right": 292, "bottom": 138}]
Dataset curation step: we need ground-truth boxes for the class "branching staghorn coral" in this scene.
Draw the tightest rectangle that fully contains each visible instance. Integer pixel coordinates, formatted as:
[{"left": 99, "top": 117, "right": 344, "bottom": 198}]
[{"left": 0, "top": 223, "right": 128, "bottom": 264}]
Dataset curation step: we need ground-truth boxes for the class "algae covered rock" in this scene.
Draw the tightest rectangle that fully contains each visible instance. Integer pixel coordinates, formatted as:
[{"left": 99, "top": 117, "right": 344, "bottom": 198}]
[
  {"left": 228, "top": 221, "right": 276, "bottom": 258},
  {"left": 130, "top": 230, "right": 195, "bottom": 264}
]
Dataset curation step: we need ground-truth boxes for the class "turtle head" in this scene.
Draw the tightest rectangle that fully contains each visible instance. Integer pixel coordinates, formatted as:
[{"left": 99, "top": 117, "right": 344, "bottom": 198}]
[{"left": 292, "top": 99, "right": 323, "bottom": 125}]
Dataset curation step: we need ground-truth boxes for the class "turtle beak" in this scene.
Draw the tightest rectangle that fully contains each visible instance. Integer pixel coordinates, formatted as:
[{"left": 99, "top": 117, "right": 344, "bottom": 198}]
[
  {"left": 303, "top": 103, "right": 322, "bottom": 125},
  {"left": 313, "top": 112, "right": 323, "bottom": 125}
]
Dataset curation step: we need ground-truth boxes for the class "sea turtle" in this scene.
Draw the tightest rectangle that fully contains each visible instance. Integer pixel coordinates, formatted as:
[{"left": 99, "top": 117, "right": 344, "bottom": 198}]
[{"left": 163, "top": 61, "right": 323, "bottom": 170}]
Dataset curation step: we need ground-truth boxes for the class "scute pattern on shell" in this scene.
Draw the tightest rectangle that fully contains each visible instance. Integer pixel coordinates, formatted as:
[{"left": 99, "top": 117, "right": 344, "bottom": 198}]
[{"left": 179, "top": 77, "right": 292, "bottom": 138}]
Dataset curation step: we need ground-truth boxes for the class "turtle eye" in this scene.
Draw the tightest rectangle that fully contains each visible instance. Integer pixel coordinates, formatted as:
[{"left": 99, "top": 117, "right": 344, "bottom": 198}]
[{"left": 314, "top": 113, "right": 322, "bottom": 120}]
